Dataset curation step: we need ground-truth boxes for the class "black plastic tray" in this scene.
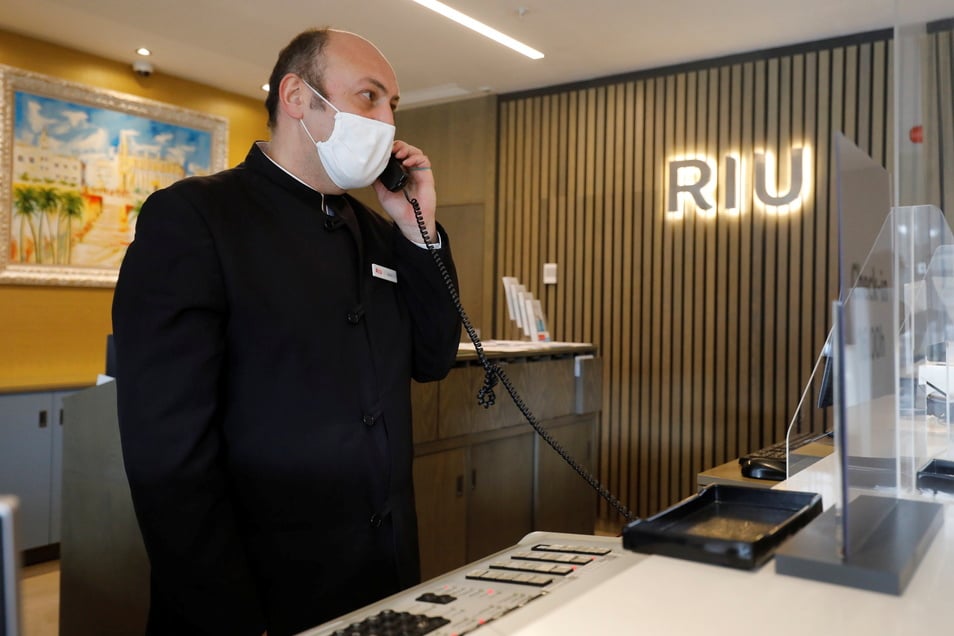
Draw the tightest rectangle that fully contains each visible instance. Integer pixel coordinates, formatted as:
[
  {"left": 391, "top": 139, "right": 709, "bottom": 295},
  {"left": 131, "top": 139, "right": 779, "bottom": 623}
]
[
  {"left": 917, "top": 458, "right": 954, "bottom": 494},
  {"left": 621, "top": 484, "right": 822, "bottom": 569}
]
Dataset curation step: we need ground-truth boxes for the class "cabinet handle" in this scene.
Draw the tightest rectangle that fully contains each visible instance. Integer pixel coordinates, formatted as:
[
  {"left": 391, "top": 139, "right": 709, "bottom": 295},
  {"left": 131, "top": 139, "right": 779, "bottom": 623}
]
[
  {"left": 60, "top": 409, "right": 65, "bottom": 426},
  {"left": 39, "top": 409, "right": 48, "bottom": 428},
  {"left": 471, "top": 469, "right": 477, "bottom": 491},
  {"left": 455, "top": 475, "right": 464, "bottom": 498}
]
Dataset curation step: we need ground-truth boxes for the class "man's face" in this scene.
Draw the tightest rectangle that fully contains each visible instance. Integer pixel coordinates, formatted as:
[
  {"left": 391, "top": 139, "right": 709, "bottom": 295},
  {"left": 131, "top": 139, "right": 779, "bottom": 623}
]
[{"left": 306, "top": 32, "right": 400, "bottom": 142}]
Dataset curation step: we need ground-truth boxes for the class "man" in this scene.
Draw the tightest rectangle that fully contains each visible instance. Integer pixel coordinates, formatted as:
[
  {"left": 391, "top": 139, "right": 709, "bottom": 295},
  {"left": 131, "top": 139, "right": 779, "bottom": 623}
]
[{"left": 112, "top": 27, "right": 461, "bottom": 635}]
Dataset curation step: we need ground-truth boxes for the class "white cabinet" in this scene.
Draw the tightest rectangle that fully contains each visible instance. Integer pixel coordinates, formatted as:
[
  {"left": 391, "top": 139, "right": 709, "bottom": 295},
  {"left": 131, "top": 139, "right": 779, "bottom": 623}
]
[{"left": 0, "top": 389, "right": 76, "bottom": 551}]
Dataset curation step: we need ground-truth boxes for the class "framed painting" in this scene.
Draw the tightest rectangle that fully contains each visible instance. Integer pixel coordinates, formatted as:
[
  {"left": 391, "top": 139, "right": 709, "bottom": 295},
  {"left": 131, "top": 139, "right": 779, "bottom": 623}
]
[{"left": 0, "top": 65, "right": 228, "bottom": 286}]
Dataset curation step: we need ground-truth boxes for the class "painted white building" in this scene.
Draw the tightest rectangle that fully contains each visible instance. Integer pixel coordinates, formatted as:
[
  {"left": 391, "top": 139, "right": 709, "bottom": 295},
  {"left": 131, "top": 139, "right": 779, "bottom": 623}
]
[{"left": 13, "top": 134, "right": 83, "bottom": 187}]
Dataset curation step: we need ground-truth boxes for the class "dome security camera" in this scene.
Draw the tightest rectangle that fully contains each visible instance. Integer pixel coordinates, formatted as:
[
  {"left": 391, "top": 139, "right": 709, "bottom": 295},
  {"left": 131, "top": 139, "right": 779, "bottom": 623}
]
[{"left": 132, "top": 60, "right": 154, "bottom": 77}]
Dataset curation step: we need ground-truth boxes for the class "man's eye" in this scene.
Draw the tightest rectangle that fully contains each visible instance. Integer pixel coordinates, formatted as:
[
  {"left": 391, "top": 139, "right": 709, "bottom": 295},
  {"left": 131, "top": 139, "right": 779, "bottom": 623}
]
[{"left": 360, "top": 90, "right": 375, "bottom": 102}]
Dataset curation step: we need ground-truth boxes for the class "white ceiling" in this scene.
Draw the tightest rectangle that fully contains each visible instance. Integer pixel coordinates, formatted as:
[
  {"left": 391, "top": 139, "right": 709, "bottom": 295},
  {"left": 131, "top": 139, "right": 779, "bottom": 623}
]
[{"left": 2, "top": 0, "right": 953, "bottom": 108}]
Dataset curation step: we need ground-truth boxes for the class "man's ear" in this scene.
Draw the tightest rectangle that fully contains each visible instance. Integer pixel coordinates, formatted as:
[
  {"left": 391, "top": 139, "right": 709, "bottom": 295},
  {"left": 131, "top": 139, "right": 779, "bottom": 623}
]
[{"left": 277, "top": 73, "right": 307, "bottom": 120}]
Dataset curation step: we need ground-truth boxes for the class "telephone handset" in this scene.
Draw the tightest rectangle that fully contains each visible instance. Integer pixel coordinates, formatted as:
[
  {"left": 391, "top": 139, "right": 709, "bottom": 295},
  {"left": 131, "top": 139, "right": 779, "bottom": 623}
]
[{"left": 378, "top": 154, "right": 408, "bottom": 192}]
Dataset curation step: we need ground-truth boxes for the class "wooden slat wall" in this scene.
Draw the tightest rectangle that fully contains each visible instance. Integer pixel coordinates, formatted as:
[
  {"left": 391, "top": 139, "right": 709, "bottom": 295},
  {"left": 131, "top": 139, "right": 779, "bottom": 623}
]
[
  {"left": 494, "top": 34, "right": 896, "bottom": 521},
  {"left": 928, "top": 27, "right": 954, "bottom": 216}
]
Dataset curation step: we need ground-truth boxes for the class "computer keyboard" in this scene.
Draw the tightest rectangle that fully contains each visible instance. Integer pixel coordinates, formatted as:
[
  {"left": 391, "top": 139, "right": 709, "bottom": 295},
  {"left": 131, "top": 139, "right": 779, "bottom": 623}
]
[
  {"left": 740, "top": 430, "right": 832, "bottom": 462},
  {"left": 738, "top": 430, "right": 833, "bottom": 480}
]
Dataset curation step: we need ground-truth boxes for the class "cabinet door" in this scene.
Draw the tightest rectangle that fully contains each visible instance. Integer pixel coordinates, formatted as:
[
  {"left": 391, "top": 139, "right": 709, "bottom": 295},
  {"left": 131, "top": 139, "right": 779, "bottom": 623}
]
[
  {"left": 467, "top": 434, "right": 533, "bottom": 562},
  {"left": 413, "top": 448, "right": 467, "bottom": 580},
  {"left": 534, "top": 416, "right": 598, "bottom": 534},
  {"left": 0, "top": 392, "right": 54, "bottom": 550}
]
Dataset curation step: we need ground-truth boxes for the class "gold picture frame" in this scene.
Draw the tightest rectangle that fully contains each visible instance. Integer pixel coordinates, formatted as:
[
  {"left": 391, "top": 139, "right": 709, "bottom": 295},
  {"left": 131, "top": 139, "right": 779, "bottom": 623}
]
[{"left": 0, "top": 65, "right": 228, "bottom": 287}]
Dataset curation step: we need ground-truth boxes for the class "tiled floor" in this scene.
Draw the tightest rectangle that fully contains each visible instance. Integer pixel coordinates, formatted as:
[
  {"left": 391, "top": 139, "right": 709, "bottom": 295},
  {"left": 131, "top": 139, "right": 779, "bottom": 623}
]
[{"left": 21, "top": 560, "right": 59, "bottom": 636}]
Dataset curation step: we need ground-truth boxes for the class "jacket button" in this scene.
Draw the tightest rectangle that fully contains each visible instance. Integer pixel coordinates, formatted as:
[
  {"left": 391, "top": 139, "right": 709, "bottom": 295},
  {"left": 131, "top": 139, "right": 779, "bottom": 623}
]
[
  {"left": 362, "top": 414, "right": 376, "bottom": 427},
  {"left": 370, "top": 513, "right": 383, "bottom": 528},
  {"left": 346, "top": 305, "right": 364, "bottom": 324}
]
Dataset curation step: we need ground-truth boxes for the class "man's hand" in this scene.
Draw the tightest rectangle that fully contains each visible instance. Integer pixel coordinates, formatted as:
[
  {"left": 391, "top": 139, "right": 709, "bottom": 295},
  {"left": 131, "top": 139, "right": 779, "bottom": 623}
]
[{"left": 373, "top": 140, "right": 437, "bottom": 244}]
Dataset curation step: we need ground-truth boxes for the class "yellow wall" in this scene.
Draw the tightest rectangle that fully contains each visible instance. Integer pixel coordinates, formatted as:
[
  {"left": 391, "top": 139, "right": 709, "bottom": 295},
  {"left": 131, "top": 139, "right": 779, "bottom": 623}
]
[{"left": 0, "top": 29, "right": 270, "bottom": 391}]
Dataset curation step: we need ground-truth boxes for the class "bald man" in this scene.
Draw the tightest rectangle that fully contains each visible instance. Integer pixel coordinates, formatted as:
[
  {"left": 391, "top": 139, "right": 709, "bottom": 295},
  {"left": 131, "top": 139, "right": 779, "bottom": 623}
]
[{"left": 113, "top": 28, "right": 461, "bottom": 635}]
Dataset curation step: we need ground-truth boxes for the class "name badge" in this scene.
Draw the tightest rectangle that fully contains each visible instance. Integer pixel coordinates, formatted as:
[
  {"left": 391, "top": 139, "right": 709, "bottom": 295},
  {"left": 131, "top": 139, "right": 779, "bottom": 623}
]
[{"left": 372, "top": 263, "right": 398, "bottom": 284}]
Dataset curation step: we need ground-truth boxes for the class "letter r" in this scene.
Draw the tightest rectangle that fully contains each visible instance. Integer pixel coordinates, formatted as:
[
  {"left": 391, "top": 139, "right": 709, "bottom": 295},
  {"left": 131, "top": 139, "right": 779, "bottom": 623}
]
[{"left": 668, "top": 159, "right": 713, "bottom": 214}]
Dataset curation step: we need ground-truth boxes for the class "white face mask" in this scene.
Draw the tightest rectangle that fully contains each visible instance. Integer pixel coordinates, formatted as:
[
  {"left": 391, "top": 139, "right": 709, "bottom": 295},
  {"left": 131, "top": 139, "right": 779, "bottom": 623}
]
[{"left": 299, "top": 80, "right": 395, "bottom": 190}]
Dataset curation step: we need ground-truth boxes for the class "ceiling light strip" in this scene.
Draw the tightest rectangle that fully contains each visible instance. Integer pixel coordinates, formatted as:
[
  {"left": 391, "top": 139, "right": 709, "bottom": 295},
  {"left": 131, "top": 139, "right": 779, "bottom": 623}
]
[{"left": 411, "top": 0, "right": 544, "bottom": 60}]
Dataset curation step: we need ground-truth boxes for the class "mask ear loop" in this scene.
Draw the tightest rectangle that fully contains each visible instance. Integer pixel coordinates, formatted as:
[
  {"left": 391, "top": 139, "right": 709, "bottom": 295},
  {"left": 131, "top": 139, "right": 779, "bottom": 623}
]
[
  {"left": 299, "top": 118, "right": 319, "bottom": 144},
  {"left": 301, "top": 79, "right": 339, "bottom": 113},
  {"left": 299, "top": 79, "right": 339, "bottom": 146}
]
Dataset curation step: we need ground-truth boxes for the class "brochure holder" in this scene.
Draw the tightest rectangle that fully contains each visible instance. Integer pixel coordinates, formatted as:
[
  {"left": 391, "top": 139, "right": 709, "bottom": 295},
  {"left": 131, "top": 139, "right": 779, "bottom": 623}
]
[{"left": 500, "top": 276, "right": 551, "bottom": 341}]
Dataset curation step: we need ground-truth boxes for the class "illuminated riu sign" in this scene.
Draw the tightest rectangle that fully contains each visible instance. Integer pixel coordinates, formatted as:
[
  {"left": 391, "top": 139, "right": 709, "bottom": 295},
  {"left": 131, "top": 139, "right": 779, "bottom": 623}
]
[{"left": 666, "top": 145, "right": 812, "bottom": 220}]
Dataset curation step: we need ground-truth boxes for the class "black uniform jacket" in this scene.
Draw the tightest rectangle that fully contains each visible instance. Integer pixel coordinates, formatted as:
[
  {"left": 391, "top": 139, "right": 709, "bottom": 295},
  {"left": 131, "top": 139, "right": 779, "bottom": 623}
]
[{"left": 112, "top": 143, "right": 461, "bottom": 635}]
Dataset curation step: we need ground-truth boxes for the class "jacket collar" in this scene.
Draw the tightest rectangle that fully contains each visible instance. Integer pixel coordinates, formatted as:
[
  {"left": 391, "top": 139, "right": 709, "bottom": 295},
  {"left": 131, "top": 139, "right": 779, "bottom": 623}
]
[
  {"left": 247, "top": 141, "right": 331, "bottom": 210},
  {"left": 245, "top": 142, "right": 364, "bottom": 264}
]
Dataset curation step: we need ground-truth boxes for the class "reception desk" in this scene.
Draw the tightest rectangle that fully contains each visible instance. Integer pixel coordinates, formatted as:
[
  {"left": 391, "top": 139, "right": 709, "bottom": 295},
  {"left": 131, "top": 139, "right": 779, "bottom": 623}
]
[
  {"left": 61, "top": 359, "right": 954, "bottom": 635},
  {"left": 303, "top": 452, "right": 954, "bottom": 635}
]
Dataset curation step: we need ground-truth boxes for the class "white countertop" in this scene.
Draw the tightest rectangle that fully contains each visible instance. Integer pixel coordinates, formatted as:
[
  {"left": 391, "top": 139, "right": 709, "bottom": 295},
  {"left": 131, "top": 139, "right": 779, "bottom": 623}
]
[
  {"left": 456, "top": 340, "right": 596, "bottom": 359},
  {"left": 495, "top": 453, "right": 954, "bottom": 635}
]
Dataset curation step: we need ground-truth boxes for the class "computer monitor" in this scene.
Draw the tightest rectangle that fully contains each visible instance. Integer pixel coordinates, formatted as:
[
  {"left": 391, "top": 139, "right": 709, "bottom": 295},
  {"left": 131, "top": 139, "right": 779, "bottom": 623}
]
[
  {"left": 817, "top": 352, "right": 834, "bottom": 409},
  {"left": 0, "top": 496, "right": 21, "bottom": 636}
]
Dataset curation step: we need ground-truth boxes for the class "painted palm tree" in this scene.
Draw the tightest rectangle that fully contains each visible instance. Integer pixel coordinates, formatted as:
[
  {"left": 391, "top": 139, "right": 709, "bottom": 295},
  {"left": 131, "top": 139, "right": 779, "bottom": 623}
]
[
  {"left": 12, "top": 185, "right": 41, "bottom": 263},
  {"left": 36, "top": 187, "right": 59, "bottom": 264},
  {"left": 128, "top": 198, "right": 143, "bottom": 229},
  {"left": 129, "top": 199, "right": 144, "bottom": 222},
  {"left": 56, "top": 191, "right": 84, "bottom": 264}
]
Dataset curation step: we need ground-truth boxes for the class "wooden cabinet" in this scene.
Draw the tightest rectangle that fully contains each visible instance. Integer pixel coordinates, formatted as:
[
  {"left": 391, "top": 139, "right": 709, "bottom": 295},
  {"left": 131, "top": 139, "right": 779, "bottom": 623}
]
[
  {"left": 0, "top": 389, "right": 76, "bottom": 552},
  {"left": 534, "top": 415, "right": 598, "bottom": 535},
  {"left": 413, "top": 434, "right": 536, "bottom": 580},
  {"left": 412, "top": 346, "right": 600, "bottom": 580},
  {"left": 466, "top": 433, "right": 535, "bottom": 562},
  {"left": 413, "top": 448, "right": 467, "bottom": 580}
]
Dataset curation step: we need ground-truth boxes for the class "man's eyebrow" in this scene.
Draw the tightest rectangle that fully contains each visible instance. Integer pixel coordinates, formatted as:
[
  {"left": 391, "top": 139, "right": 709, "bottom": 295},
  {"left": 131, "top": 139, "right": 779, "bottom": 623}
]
[{"left": 363, "top": 77, "right": 391, "bottom": 95}]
